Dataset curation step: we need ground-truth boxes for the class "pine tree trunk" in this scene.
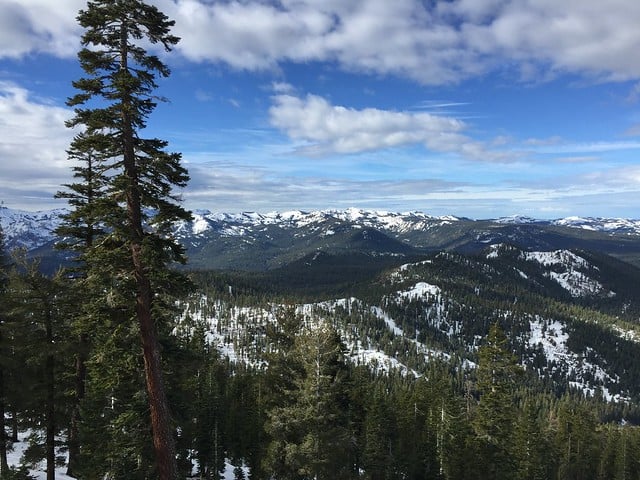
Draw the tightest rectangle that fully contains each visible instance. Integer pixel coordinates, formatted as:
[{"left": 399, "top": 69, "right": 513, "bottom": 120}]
[
  {"left": 67, "top": 333, "right": 88, "bottom": 477},
  {"left": 45, "top": 309, "right": 55, "bottom": 480},
  {"left": 126, "top": 137, "right": 178, "bottom": 480},
  {"left": 120, "top": 20, "right": 178, "bottom": 479},
  {"left": 136, "top": 267, "right": 178, "bottom": 480},
  {"left": 0, "top": 365, "right": 9, "bottom": 475},
  {"left": 11, "top": 410, "right": 18, "bottom": 443}
]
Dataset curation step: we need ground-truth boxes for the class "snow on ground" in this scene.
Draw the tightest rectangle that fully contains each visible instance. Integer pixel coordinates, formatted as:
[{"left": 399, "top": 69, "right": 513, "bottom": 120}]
[
  {"left": 303, "top": 299, "right": 421, "bottom": 375},
  {"left": 522, "top": 250, "right": 614, "bottom": 298},
  {"left": 177, "top": 296, "right": 277, "bottom": 366},
  {"left": 388, "top": 260, "right": 433, "bottom": 282},
  {"left": 612, "top": 325, "right": 640, "bottom": 342},
  {"left": 8, "top": 431, "right": 249, "bottom": 480},
  {"left": 7, "top": 433, "right": 74, "bottom": 480},
  {"left": 395, "top": 282, "right": 441, "bottom": 301},
  {"left": 528, "top": 318, "right": 625, "bottom": 402},
  {"left": 523, "top": 250, "right": 591, "bottom": 269},
  {"left": 548, "top": 270, "right": 612, "bottom": 298},
  {"left": 350, "top": 347, "right": 418, "bottom": 376},
  {"left": 528, "top": 318, "right": 569, "bottom": 365},
  {"left": 369, "top": 305, "right": 451, "bottom": 367},
  {"left": 190, "top": 213, "right": 211, "bottom": 235}
]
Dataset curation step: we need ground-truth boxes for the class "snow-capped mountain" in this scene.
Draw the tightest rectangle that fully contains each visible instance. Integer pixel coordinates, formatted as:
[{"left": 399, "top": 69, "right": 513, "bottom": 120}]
[
  {"left": 2, "top": 206, "right": 640, "bottom": 271},
  {"left": 551, "top": 216, "right": 640, "bottom": 235},
  {"left": 0, "top": 207, "right": 65, "bottom": 251},
  {"left": 3, "top": 205, "right": 640, "bottom": 401},
  {"left": 175, "top": 207, "right": 461, "bottom": 239},
  {"left": 496, "top": 214, "right": 640, "bottom": 235}
]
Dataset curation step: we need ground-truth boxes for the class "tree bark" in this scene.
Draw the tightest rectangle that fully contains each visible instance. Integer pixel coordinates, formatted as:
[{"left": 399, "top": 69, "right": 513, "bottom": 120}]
[
  {"left": 67, "top": 332, "right": 88, "bottom": 477},
  {"left": 45, "top": 307, "right": 55, "bottom": 480},
  {"left": 120, "top": 21, "right": 177, "bottom": 478},
  {"left": 0, "top": 364, "right": 9, "bottom": 475},
  {"left": 135, "top": 260, "right": 178, "bottom": 480}
]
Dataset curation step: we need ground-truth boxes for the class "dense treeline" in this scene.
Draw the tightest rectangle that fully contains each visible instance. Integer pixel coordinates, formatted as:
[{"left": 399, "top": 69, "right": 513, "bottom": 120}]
[
  {"left": 3, "top": 229, "right": 640, "bottom": 478},
  {"left": 3, "top": 0, "right": 640, "bottom": 478}
]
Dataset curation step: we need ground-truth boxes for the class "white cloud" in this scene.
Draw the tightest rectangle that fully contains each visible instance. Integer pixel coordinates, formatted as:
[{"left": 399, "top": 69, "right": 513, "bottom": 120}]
[
  {"left": 0, "top": 82, "right": 75, "bottom": 209},
  {"left": 623, "top": 124, "right": 640, "bottom": 137},
  {"left": 536, "top": 141, "right": 640, "bottom": 154},
  {"left": 459, "top": 0, "right": 640, "bottom": 82},
  {"left": 523, "top": 136, "right": 564, "bottom": 146},
  {"left": 269, "top": 93, "right": 512, "bottom": 161},
  {"left": 5, "top": 1, "right": 640, "bottom": 85},
  {"left": 183, "top": 159, "right": 467, "bottom": 213},
  {"left": 0, "top": 0, "right": 83, "bottom": 58},
  {"left": 180, "top": 159, "right": 640, "bottom": 219},
  {"left": 579, "top": 165, "right": 640, "bottom": 188},
  {"left": 162, "top": 0, "right": 640, "bottom": 85},
  {"left": 271, "top": 81, "right": 296, "bottom": 94},
  {"left": 556, "top": 156, "right": 600, "bottom": 164}
]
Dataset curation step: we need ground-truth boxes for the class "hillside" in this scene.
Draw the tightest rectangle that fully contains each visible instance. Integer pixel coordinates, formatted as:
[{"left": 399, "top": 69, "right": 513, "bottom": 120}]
[
  {"left": 181, "top": 243, "right": 640, "bottom": 402},
  {"left": 3, "top": 206, "right": 640, "bottom": 270},
  {"left": 6, "top": 206, "right": 640, "bottom": 478}
]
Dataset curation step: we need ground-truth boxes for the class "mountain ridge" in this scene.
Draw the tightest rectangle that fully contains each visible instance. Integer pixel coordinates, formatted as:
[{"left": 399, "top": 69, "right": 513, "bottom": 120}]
[
  {"left": 2, "top": 206, "right": 640, "bottom": 270},
  {"left": 182, "top": 241, "right": 640, "bottom": 402}
]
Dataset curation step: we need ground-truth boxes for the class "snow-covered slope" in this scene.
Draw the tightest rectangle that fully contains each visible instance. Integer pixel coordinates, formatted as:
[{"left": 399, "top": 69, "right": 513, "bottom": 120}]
[
  {"left": 527, "top": 317, "right": 625, "bottom": 401},
  {"left": 0, "top": 207, "right": 64, "bottom": 250},
  {"left": 175, "top": 207, "right": 460, "bottom": 239},
  {"left": 552, "top": 216, "right": 640, "bottom": 235},
  {"left": 2, "top": 206, "right": 639, "bottom": 271},
  {"left": 522, "top": 249, "right": 615, "bottom": 298}
]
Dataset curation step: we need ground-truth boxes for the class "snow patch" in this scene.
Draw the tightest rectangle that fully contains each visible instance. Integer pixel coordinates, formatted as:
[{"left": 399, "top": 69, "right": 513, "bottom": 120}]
[
  {"left": 396, "top": 282, "right": 441, "bottom": 300},
  {"left": 523, "top": 250, "right": 614, "bottom": 298},
  {"left": 528, "top": 318, "right": 625, "bottom": 402}
]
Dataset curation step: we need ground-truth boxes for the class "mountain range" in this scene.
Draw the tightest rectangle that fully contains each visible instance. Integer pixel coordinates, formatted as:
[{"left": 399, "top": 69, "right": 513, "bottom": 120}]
[
  {"left": 4, "top": 205, "right": 640, "bottom": 403},
  {"left": 3, "top": 206, "right": 640, "bottom": 270}
]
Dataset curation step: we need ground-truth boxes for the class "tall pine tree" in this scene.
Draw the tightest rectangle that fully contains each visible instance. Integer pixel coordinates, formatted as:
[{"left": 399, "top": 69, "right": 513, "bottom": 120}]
[
  {"left": 0, "top": 225, "right": 9, "bottom": 475},
  {"left": 55, "top": 130, "right": 110, "bottom": 477},
  {"left": 473, "top": 323, "right": 521, "bottom": 480},
  {"left": 264, "top": 321, "right": 352, "bottom": 480},
  {"left": 64, "top": 1, "right": 191, "bottom": 478},
  {"left": 6, "top": 255, "right": 72, "bottom": 480}
]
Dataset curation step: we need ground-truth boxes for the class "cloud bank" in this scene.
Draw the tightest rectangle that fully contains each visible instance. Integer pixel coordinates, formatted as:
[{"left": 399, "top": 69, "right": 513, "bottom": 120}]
[
  {"left": 0, "top": 82, "right": 75, "bottom": 208},
  {"left": 3, "top": 1, "right": 640, "bottom": 85},
  {"left": 269, "top": 93, "right": 511, "bottom": 161}
]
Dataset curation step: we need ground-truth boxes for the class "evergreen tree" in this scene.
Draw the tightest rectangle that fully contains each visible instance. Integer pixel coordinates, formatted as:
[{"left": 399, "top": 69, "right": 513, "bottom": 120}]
[
  {"left": 264, "top": 319, "right": 351, "bottom": 480},
  {"left": 0, "top": 225, "right": 9, "bottom": 475},
  {"left": 363, "top": 391, "right": 395, "bottom": 480},
  {"left": 513, "top": 398, "right": 553, "bottom": 480},
  {"left": 6, "top": 255, "right": 71, "bottom": 480},
  {"left": 172, "top": 320, "right": 227, "bottom": 478},
  {"left": 473, "top": 323, "right": 521, "bottom": 480},
  {"left": 65, "top": 1, "right": 191, "bottom": 478},
  {"left": 54, "top": 131, "right": 110, "bottom": 477},
  {"left": 555, "top": 398, "right": 599, "bottom": 480},
  {"left": 292, "top": 323, "right": 352, "bottom": 479},
  {"left": 262, "top": 309, "right": 307, "bottom": 480},
  {"left": 75, "top": 309, "right": 157, "bottom": 479}
]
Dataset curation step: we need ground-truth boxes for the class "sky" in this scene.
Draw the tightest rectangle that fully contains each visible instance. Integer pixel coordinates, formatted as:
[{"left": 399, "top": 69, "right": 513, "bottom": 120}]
[{"left": 1, "top": 0, "right": 640, "bottom": 219}]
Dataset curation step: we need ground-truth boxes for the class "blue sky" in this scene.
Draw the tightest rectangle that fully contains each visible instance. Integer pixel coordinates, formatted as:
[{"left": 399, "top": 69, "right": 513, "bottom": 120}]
[{"left": 1, "top": 0, "right": 640, "bottom": 219}]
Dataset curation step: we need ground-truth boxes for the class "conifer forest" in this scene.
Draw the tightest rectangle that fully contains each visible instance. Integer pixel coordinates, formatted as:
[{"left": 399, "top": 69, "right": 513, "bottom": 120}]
[{"left": 2, "top": 1, "right": 640, "bottom": 480}]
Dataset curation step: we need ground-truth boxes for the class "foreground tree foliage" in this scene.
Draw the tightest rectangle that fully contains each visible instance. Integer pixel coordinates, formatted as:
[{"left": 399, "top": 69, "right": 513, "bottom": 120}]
[
  {"left": 0, "top": 226, "right": 10, "bottom": 476},
  {"left": 5, "top": 4, "right": 640, "bottom": 479},
  {"left": 264, "top": 320, "right": 352, "bottom": 479},
  {"left": 5, "top": 253, "right": 640, "bottom": 478},
  {"left": 5, "top": 255, "right": 72, "bottom": 480},
  {"left": 59, "top": 0, "right": 191, "bottom": 477}
]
